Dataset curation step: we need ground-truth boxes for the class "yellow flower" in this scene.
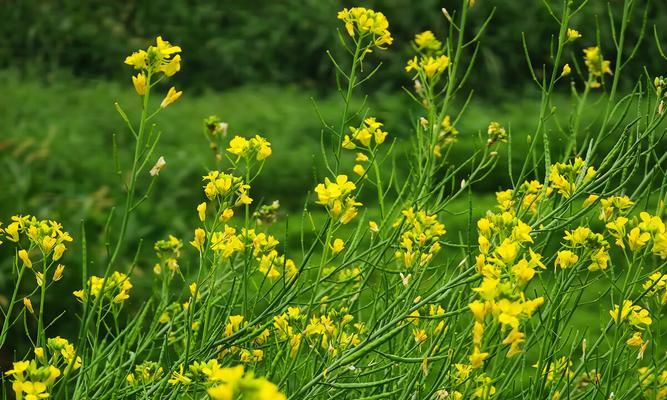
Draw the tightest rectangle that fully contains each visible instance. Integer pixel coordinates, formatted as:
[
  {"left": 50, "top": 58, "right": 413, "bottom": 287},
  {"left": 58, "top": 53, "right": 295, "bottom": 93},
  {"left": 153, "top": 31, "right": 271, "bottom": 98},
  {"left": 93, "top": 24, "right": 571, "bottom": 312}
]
[
  {"left": 251, "top": 135, "right": 272, "bottom": 160},
  {"left": 210, "top": 226, "right": 244, "bottom": 258},
  {"left": 588, "top": 248, "right": 610, "bottom": 271},
  {"left": 353, "top": 164, "right": 365, "bottom": 176},
  {"left": 487, "top": 121, "right": 508, "bottom": 145},
  {"left": 342, "top": 135, "right": 356, "bottom": 149},
  {"left": 555, "top": 250, "right": 579, "bottom": 269},
  {"left": 567, "top": 28, "right": 582, "bottom": 41},
  {"left": 53, "top": 264, "right": 65, "bottom": 281},
  {"left": 18, "top": 249, "right": 32, "bottom": 268},
  {"left": 52, "top": 243, "right": 66, "bottom": 261},
  {"left": 331, "top": 239, "right": 345, "bottom": 255},
  {"left": 220, "top": 208, "right": 234, "bottom": 222},
  {"left": 337, "top": 7, "right": 393, "bottom": 49},
  {"left": 606, "top": 217, "right": 628, "bottom": 247},
  {"left": 208, "top": 383, "right": 234, "bottom": 400},
  {"left": 583, "top": 194, "right": 600, "bottom": 208},
  {"left": 405, "top": 55, "right": 450, "bottom": 79},
  {"left": 470, "top": 347, "right": 489, "bottom": 369},
  {"left": 125, "top": 36, "right": 182, "bottom": 77},
  {"left": 23, "top": 297, "right": 34, "bottom": 314},
  {"left": 495, "top": 239, "right": 518, "bottom": 265},
  {"left": 314, "top": 175, "right": 356, "bottom": 206},
  {"left": 132, "top": 73, "right": 147, "bottom": 96},
  {"left": 414, "top": 30, "right": 442, "bottom": 51},
  {"left": 584, "top": 47, "right": 612, "bottom": 88},
  {"left": 161, "top": 54, "right": 181, "bottom": 77},
  {"left": 224, "top": 315, "right": 245, "bottom": 336},
  {"left": 124, "top": 50, "right": 148, "bottom": 70},
  {"left": 355, "top": 152, "right": 369, "bottom": 162},
  {"left": 511, "top": 259, "right": 536, "bottom": 285},
  {"left": 469, "top": 300, "right": 487, "bottom": 322},
  {"left": 503, "top": 329, "right": 525, "bottom": 357},
  {"left": 473, "top": 277, "right": 499, "bottom": 301},
  {"left": 626, "top": 332, "right": 644, "bottom": 347},
  {"left": 564, "top": 226, "right": 592, "bottom": 246},
  {"left": 155, "top": 36, "right": 182, "bottom": 56},
  {"left": 610, "top": 300, "right": 634, "bottom": 323},
  {"left": 472, "top": 321, "right": 484, "bottom": 345},
  {"left": 627, "top": 227, "right": 650, "bottom": 252},
  {"left": 190, "top": 228, "right": 206, "bottom": 251},
  {"left": 561, "top": 63, "right": 571, "bottom": 76},
  {"left": 628, "top": 306, "right": 652, "bottom": 327},
  {"left": 161, "top": 87, "right": 182, "bottom": 108},
  {"left": 413, "top": 328, "right": 428, "bottom": 344},
  {"left": 197, "top": 202, "right": 207, "bottom": 222}
]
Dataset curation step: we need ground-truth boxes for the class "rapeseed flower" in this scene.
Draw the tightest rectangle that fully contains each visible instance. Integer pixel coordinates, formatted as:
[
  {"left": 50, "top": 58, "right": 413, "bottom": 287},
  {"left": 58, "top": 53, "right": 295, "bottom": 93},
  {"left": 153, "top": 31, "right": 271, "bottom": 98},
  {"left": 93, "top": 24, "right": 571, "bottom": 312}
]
[
  {"left": 337, "top": 7, "right": 393, "bottom": 49},
  {"left": 584, "top": 47, "right": 612, "bottom": 88},
  {"left": 414, "top": 30, "right": 442, "bottom": 51},
  {"left": 161, "top": 87, "right": 182, "bottom": 108}
]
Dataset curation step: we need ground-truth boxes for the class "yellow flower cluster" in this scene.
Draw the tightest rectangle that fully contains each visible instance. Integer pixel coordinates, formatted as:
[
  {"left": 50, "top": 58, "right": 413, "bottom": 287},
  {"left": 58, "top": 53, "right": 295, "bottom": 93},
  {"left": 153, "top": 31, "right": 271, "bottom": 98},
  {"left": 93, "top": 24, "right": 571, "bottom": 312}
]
[
  {"left": 3, "top": 215, "right": 73, "bottom": 260},
  {"left": 610, "top": 299, "right": 653, "bottom": 349},
  {"left": 208, "top": 225, "right": 244, "bottom": 259},
  {"left": 405, "top": 29, "right": 450, "bottom": 81},
  {"left": 323, "top": 264, "right": 362, "bottom": 288},
  {"left": 549, "top": 157, "right": 596, "bottom": 198},
  {"left": 643, "top": 272, "right": 667, "bottom": 304},
  {"left": 276, "top": 307, "right": 363, "bottom": 358},
  {"left": 153, "top": 235, "right": 183, "bottom": 275},
  {"left": 610, "top": 299, "right": 652, "bottom": 327},
  {"left": 224, "top": 315, "right": 246, "bottom": 337},
  {"left": 433, "top": 115, "right": 460, "bottom": 157},
  {"left": 202, "top": 171, "right": 253, "bottom": 206},
  {"left": 535, "top": 356, "right": 574, "bottom": 383},
  {"left": 168, "top": 360, "right": 285, "bottom": 400},
  {"left": 6, "top": 337, "right": 81, "bottom": 400},
  {"left": 314, "top": 175, "right": 362, "bottom": 224},
  {"left": 227, "top": 135, "right": 272, "bottom": 161},
  {"left": 590, "top": 194, "right": 634, "bottom": 221},
  {"left": 125, "top": 36, "right": 181, "bottom": 76},
  {"left": 73, "top": 271, "right": 133, "bottom": 304},
  {"left": 443, "top": 365, "right": 496, "bottom": 399},
  {"left": 405, "top": 55, "right": 450, "bottom": 79},
  {"left": 567, "top": 28, "right": 582, "bottom": 41},
  {"left": 583, "top": 47, "right": 612, "bottom": 88},
  {"left": 560, "top": 226, "right": 610, "bottom": 271},
  {"left": 637, "top": 367, "right": 667, "bottom": 399},
  {"left": 486, "top": 121, "right": 507, "bottom": 145},
  {"left": 414, "top": 30, "right": 442, "bottom": 52},
  {"left": 126, "top": 361, "right": 164, "bottom": 386},
  {"left": 337, "top": 7, "right": 393, "bottom": 49},
  {"left": 244, "top": 229, "right": 298, "bottom": 281},
  {"left": 471, "top": 198, "right": 546, "bottom": 362},
  {"left": 407, "top": 303, "right": 447, "bottom": 346},
  {"left": 495, "top": 180, "right": 547, "bottom": 214},
  {"left": 125, "top": 37, "right": 182, "bottom": 99},
  {"left": 342, "top": 117, "right": 388, "bottom": 150},
  {"left": 394, "top": 207, "right": 446, "bottom": 268}
]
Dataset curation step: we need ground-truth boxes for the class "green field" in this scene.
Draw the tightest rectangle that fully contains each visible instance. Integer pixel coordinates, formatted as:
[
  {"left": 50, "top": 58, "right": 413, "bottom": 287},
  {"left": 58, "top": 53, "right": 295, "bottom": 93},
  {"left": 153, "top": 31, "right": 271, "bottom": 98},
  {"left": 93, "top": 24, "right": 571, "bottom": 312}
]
[{"left": 0, "top": 70, "right": 611, "bottom": 340}]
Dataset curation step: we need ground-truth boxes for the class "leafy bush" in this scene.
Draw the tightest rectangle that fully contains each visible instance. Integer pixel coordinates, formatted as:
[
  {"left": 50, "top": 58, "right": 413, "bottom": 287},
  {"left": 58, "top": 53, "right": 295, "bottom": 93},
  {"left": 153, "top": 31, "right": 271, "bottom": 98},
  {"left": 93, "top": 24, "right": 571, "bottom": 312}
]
[{"left": 2, "top": 0, "right": 666, "bottom": 93}]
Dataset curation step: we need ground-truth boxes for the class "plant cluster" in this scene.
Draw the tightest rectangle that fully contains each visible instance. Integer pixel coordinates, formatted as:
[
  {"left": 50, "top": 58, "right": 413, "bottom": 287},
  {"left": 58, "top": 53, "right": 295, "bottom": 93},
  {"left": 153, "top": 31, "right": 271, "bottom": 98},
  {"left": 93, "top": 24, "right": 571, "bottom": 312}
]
[{"left": 1, "top": 2, "right": 666, "bottom": 399}]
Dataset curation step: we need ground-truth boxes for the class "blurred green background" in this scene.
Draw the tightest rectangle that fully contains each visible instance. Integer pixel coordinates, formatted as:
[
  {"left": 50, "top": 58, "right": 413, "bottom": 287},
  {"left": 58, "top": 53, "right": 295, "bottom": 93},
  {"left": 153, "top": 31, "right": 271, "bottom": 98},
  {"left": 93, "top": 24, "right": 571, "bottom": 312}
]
[{"left": 1, "top": 0, "right": 666, "bottom": 365}]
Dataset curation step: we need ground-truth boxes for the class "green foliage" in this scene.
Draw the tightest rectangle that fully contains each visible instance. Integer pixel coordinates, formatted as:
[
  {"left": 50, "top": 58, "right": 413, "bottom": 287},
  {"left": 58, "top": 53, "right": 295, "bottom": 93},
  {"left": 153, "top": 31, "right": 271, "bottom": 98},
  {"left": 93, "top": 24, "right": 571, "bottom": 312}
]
[{"left": 2, "top": 0, "right": 666, "bottom": 92}]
